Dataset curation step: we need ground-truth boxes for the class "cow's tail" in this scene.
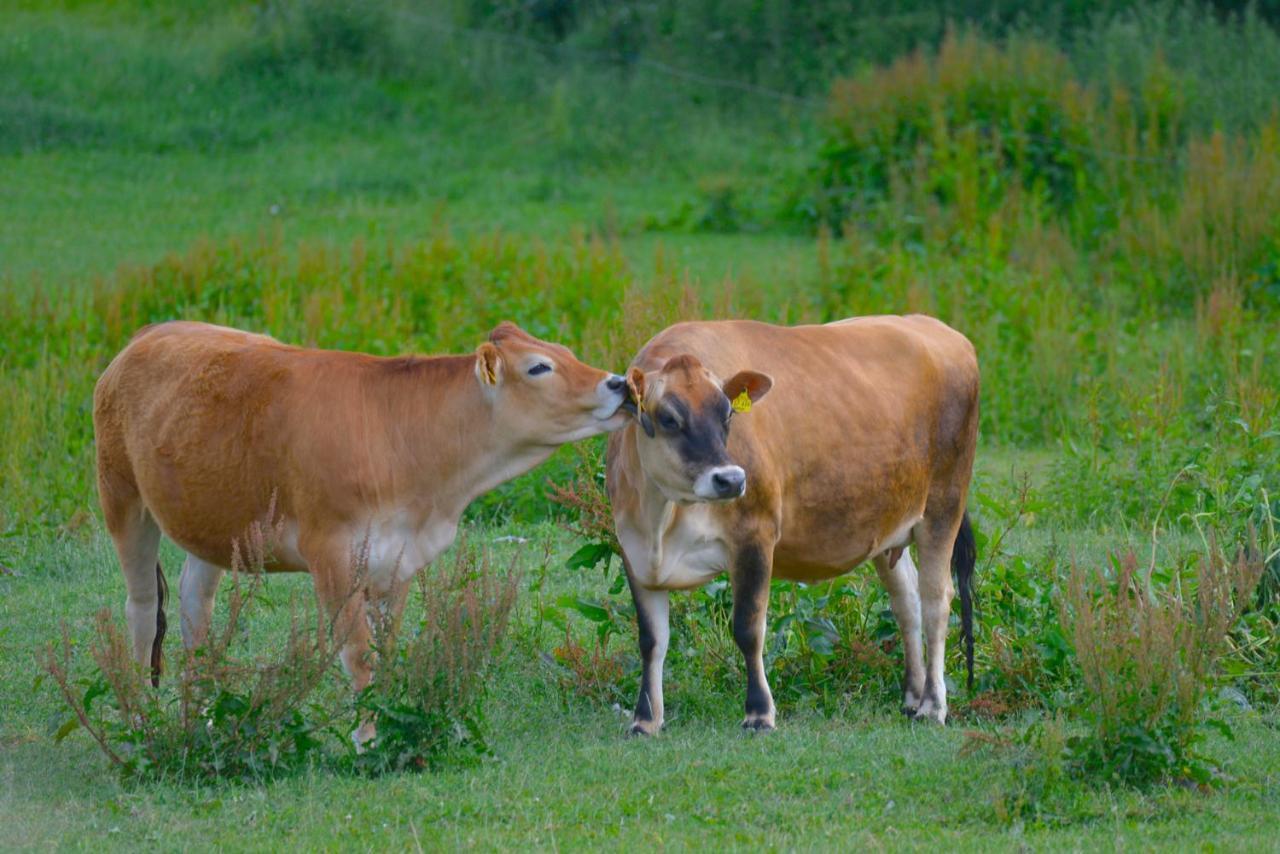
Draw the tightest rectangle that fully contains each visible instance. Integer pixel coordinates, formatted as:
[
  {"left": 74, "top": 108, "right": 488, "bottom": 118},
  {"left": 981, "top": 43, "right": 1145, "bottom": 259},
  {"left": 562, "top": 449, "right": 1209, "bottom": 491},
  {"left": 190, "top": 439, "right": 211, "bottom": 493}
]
[
  {"left": 951, "top": 512, "right": 976, "bottom": 692},
  {"left": 150, "top": 561, "right": 168, "bottom": 688}
]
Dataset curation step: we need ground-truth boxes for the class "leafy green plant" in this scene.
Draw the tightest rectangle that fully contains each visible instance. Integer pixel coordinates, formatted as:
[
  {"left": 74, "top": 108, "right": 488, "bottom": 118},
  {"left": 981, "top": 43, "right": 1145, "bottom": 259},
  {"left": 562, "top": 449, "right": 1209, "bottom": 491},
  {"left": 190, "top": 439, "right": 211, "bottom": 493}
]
[
  {"left": 352, "top": 540, "right": 520, "bottom": 775},
  {"left": 39, "top": 553, "right": 338, "bottom": 783},
  {"left": 1062, "top": 540, "right": 1265, "bottom": 787},
  {"left": 540, "top": 627, "right": 637, "bottom": 707}
]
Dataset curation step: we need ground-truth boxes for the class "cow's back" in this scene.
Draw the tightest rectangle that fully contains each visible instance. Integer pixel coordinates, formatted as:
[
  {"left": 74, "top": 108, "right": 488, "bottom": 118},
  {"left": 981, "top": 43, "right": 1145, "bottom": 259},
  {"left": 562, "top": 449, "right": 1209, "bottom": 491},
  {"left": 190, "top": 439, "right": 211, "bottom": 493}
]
[{"left": 626, "top": 316, "right": 978, "bottom": 576}]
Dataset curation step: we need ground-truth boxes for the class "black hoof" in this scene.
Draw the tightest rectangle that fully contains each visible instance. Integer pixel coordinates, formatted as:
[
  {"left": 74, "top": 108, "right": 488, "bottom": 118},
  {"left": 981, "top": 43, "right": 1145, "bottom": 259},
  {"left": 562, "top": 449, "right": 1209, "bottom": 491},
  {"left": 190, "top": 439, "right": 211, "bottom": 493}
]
[
  {"left": 908, "top": 708, "right": 946, "bottom": 725},
  {"left": 741, "top": 718, "right": 775, "bottom": 733}
]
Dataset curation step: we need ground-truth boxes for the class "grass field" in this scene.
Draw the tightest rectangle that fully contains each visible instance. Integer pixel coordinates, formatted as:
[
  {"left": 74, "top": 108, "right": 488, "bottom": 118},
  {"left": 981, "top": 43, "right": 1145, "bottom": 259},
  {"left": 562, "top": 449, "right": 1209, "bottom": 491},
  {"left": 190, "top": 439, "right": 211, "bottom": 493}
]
[
  {"left": 5, "top": 520, "right": 1280, "bottom": 850},
  {"left": 3, "top": 2, "right": 1279, "bottom": 849}
]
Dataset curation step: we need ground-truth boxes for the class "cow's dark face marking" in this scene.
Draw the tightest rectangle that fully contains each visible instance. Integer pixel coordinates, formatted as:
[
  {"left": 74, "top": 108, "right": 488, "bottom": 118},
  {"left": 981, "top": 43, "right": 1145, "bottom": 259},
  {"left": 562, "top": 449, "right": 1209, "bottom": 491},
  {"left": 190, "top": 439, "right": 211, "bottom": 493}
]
[{"left": 626, "top": 355, "right": 772, "bottom": 503}]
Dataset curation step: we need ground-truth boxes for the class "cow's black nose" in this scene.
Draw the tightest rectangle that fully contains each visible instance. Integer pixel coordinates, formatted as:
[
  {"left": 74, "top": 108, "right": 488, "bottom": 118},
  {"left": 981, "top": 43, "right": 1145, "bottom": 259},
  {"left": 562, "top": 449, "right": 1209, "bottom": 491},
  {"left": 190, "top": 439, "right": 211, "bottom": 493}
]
[
  {"left": 712, "top": 468, "right": 746, "bottom": 497},
  {"left": 606, "top": 375, "right": 626, "bottom": 392}
]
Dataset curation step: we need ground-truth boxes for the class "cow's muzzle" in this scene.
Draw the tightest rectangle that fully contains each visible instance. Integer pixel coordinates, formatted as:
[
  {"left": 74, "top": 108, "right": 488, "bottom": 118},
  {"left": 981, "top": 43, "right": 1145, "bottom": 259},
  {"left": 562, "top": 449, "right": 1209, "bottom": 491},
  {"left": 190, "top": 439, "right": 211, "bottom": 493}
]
[
  {"left": 694, "top": 465, "right": 747, "bottom": 501},
  {"left": 593, "top": 374, "right": 629, "bottom": 419}
]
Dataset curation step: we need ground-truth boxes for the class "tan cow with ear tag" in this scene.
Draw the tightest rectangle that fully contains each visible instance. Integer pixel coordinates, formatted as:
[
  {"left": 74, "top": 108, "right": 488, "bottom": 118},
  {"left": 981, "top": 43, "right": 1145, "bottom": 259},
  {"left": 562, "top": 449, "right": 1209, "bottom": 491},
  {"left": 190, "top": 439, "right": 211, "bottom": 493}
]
[
  {"left": 606, "top": 316, "right": 979, "bottom": 734},
  {"left": 94, "top": 320, "right": 628, "bottom": 744}
]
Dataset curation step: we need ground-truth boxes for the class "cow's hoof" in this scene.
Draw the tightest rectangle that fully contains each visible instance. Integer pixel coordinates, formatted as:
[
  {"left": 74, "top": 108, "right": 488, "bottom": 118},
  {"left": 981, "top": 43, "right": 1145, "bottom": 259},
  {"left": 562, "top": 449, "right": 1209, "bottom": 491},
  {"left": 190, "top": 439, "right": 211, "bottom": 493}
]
[
  {"left": 628, "top": 719, "right": 661, "bottom": 737},
  {"left": 351, "top": 720, "right": 377, "bottom": 752},
  {"left": 741, "top": 713, "right": 775, "bottom": 732},
  {"left": 900, "top": 688, "right": 923, "bottom": 717},
  {"left": 910, "top": 699, "right": 947, "bottom": 725}
]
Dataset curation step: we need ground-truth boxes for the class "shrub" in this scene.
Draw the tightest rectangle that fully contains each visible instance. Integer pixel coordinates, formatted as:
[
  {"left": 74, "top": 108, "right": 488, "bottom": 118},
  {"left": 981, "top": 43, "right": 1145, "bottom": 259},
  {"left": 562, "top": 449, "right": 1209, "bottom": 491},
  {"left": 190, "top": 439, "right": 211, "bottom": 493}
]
[
  {"left": 964, "top": 484, "right": 1075, "bottom": 712},
  {"left": 546, "top": 446, "right": 622, "bottom": 564},
  {"left": 815, "top": 31, "right": 1102, "bottom": 229},
  {"left": 352, "top": 539, "right": 520, "bottom": 774},
  {"left": 227, "top": 0, "right": 399, "bottom": 78},
  {"left": 1063, "top": 540, "right": 1265, "bottom": 786},
  {"left": 758, "top": 579, "right": 902, "bottom": 711},
  {"left": 39, "top": 519, "right": 339, "bottom": 782}
]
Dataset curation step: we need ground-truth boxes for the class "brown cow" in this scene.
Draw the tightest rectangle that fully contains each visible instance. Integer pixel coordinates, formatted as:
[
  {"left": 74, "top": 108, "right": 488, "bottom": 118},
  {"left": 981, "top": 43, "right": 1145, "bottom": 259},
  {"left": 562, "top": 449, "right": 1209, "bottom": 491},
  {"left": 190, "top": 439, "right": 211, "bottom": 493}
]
[
  {"left": 606, "top": 316, "right": 978, "bottom": 733},
  {"left": 94, "top": 320, "right": 627, "bottom": 738}
]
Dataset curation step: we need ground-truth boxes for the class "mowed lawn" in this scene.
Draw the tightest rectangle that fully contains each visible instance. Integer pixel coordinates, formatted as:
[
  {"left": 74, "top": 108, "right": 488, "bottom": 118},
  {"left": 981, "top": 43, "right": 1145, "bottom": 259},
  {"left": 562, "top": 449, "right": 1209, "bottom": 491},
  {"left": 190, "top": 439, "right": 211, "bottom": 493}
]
[{"left": 3, "top": 524, "right": 1280, "bottom": 851}]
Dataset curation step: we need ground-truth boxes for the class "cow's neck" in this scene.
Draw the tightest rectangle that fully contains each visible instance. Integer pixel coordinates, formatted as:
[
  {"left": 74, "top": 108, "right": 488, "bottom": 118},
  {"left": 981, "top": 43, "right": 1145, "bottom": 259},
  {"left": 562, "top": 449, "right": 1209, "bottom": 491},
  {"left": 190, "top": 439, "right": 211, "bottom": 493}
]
[{"left": 389, "top": 358, "right": 552, "bottom": 522}]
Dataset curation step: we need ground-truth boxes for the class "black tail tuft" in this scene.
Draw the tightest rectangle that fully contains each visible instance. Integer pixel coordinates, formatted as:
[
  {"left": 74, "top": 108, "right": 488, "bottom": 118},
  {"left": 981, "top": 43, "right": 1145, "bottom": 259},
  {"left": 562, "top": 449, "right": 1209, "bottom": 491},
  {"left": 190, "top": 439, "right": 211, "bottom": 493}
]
[
  {"left": 150, "top": 561, "right": 168, "bottom": 688},
  {"left": 952, "top": 512, "right": 977, "bottom": 692}
]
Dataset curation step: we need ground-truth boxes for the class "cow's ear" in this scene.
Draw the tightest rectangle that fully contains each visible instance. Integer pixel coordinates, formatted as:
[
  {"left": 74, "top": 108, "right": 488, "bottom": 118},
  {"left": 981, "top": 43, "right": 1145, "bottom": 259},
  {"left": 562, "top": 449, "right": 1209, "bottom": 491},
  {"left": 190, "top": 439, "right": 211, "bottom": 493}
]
[
  {"left": 722, "top": 371, "right": 773, "bottom": 412},
  {"left": 625, "top": 366, "right": 646, "bottom": 409},
  {"left": 475, "top": 342, "right": 503, "bottom": 387},
  {"left": 626, "top": 367, "right": 655, "bottom": 438}
]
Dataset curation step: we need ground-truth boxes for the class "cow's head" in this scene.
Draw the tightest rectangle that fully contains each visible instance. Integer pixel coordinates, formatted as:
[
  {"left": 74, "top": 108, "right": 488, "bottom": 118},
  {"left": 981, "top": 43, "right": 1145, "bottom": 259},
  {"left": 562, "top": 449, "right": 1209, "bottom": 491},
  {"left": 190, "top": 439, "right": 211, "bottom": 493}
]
[
  {"left": 624, "top": 354, "right": 772, "bottom": 503},
  {"left": 475, "top": 322, "right": 628, "bottom": 444}
]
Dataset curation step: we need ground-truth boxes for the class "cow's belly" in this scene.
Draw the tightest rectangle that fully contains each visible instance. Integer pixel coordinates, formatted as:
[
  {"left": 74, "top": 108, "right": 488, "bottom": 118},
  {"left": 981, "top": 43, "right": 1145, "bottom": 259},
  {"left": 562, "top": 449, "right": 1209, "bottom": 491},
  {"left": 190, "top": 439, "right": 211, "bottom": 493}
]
[
  {"left": 772, "top": 508, "right": 922, "bottom": 582},
  {"left": 622, "top": 495, "right": 925, "bottom": 590},
  {"left": 158, "top": 508, "right": 457, "bottom": 586}
]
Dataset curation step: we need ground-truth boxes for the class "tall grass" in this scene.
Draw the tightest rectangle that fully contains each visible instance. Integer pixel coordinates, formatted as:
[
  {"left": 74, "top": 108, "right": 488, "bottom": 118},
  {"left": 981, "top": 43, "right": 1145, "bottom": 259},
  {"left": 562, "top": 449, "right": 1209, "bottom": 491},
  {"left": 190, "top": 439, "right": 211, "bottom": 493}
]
[
  {"left": 3, "top": 220, "right": 1276, "bottom": 542},
  {"left": 801, "top": 28, "right": 1280, "bottom": 526}
]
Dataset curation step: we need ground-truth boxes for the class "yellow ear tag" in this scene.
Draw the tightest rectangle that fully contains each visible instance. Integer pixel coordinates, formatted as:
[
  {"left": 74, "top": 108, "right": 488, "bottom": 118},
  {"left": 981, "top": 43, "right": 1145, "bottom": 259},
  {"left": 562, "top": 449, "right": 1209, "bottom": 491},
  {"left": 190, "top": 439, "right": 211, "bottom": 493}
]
[{"left": 731, "top": 389, "right": 753, "bottom": 414}]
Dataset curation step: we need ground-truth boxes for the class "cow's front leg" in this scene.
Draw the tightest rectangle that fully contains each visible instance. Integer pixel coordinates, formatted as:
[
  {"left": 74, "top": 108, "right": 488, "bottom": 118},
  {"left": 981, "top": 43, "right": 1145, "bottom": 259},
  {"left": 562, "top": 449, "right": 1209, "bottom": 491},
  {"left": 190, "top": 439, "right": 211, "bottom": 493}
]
[
  {"left": 627, "top": 581, "right": 670, "bottom": 736},
  {"left": 302, "top": 534, "right": 377, "bottom": 744},
  {"left": 732, "top": 541, "right": 775, "bottom": 731}
]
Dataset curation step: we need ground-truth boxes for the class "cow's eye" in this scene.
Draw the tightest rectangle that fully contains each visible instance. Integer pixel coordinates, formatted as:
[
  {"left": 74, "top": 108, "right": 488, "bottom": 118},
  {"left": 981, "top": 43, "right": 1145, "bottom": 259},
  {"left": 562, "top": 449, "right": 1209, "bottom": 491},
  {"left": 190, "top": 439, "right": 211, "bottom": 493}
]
[
  {"left": 527, "top": 362, "right": 553, "bottom": 377},
  {"left": 658, "top": 412, "right": 679, "bottom": 431}
]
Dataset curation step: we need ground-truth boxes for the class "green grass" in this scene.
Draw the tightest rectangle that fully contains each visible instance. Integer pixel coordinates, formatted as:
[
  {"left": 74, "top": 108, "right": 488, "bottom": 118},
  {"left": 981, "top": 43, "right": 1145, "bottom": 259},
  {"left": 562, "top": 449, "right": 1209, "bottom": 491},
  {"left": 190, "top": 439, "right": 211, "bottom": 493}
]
[
  {"left": 3, "top": 2, "right": 1279, "bottom": 847},
  {"left": 0, "top": 7, "right": 816, "bottom": 284},
  {"left": 5, "top": 522, "right": 1279, "bottom": 850}
]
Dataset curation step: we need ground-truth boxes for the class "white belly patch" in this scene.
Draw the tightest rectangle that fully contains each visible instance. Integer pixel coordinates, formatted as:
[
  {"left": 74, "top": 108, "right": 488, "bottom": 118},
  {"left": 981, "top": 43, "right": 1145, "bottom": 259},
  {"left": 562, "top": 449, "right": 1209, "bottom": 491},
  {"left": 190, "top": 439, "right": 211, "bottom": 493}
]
[{"left": 270, "top": 513, "right": 457, "bottom": 589}]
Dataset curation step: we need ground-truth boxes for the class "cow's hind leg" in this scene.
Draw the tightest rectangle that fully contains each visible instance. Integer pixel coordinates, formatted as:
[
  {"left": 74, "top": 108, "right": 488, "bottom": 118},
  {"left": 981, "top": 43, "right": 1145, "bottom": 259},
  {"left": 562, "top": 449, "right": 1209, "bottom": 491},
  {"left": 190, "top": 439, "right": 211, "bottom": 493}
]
[
  {"left": 179, "top": 554, "right": 224, "bottom": 650},
  {"left": 104, "top": 497, "right": 166, "bottom": 686},
  {"left": 911, "top": 515, "right": 963, "bottom": 724},
  {"left": 731, "top": 540, "right": 775, "bottom": 731},
  {"left": 873, "top": 549, "right": 926, "bottom": 715}
]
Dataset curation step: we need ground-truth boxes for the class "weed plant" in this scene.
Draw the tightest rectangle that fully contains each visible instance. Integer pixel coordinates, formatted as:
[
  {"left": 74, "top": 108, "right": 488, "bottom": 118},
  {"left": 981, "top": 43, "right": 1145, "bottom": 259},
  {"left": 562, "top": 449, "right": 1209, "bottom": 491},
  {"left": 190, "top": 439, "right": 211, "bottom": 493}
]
[
  {"left": 39, "top": 514, "right": 339, "bottom": 782},
  {"left": 1063, "top": 541, "right": 1265, "bottom": 786},
  {"left": 353, "top": 539, "right": 520, "bottom": 774},
  {"left": 39, "top": 521, "right": 521, "bottom": 781}
]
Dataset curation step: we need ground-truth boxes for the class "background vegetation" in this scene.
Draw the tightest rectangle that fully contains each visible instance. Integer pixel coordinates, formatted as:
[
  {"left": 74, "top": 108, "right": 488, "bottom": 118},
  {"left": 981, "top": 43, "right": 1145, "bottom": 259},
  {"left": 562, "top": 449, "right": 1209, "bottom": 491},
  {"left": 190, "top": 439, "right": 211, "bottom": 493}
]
[{"left": 2, "top": 0, "right": 1278, "bottom": 847}]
